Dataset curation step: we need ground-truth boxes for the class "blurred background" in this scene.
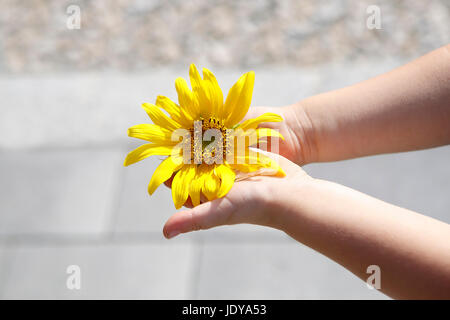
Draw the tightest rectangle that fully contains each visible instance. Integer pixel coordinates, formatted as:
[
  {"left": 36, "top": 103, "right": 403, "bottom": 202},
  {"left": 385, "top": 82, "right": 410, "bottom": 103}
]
[{"left": 0, "top": 0, "right": 449, "bottom": 299}]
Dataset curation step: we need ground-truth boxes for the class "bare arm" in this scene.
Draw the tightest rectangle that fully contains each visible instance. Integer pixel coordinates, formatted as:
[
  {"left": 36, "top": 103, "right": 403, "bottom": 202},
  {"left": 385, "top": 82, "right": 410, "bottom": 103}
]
[
  {"left": 274, "top": 177, "right": 450, "bottom": 300},
  {"left": 163, "top": 155, "right": 450, "bottom": 299},
  {"left": 279, "top": 45, "right": 450, "bottom": 164},
  {"left": 163, "top": 46, "right": 450, "bottom": 299}
]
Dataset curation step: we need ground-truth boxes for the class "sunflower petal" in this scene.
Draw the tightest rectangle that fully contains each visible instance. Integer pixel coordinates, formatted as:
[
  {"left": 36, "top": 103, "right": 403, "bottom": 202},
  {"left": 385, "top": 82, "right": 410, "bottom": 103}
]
[
  {"left": 254, "top": 128, "right": 284, "bottom": 140},
  {"left": 230, "top": 158, "right": 284, "bottom": 176},
  {"left": 215, "top": 164, "right": 236, "bottom": 198},
  {"left": 127, "top": 124, "right": 175, "bottom": 143},
  {"left": 147, "top": 156, "right": 183, "bottom": 195},
  {"left": 172, "top": 165, "right": 196, "bottom": 209},
  {"left": 203, "top": 167, "right": 221, "bottom": 201},
  {"left": 189, "top": 64, "right": 203, "bottom": 93},
  {"left": 254, "top": 152, "right": 286, "bottom": 177},
  {"left": 242, "top": 128, "right": 285, "bottom": 149},
  {"left": 142, "top": 103, "right": 181, "bottom": 131},
  {"left": 189, "top": 165, "right": 204, "bottom": 207},
  {"left": 155, "top": 96, "right": 180, "bottom": 118},
  {"left": 189, "top": 64, "right": 212, "bottom": 119},
  {"left": 202, "top": 68, "right": 223, "bottom": 118},
  {"left": 123, "top": 144, "right": 174, "bottom": 166},
  {"left": 238, "top": 113, "right": 283, "bottom": 131},
  {"left": 224, "top": 71, "right": 255, "bottom": 127},
  {"left": 156, "top": 95, "right": 193, "bottom": 128},
  {"left": 175, "top": 77, "right": 199, "bottom": 120}
]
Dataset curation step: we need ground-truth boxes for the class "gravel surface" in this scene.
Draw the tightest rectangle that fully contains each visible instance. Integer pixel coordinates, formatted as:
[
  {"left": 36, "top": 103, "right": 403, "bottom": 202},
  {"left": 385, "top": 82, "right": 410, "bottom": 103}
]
[{"left": 0, "top": 0, "right": 448, "bottom": 73}]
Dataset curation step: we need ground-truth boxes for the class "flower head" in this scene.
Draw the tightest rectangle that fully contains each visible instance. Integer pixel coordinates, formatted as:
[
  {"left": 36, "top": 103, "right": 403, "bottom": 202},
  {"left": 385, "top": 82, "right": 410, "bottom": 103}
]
[{"left": 124, "top": 64, "right": 285, "bottom": 209}]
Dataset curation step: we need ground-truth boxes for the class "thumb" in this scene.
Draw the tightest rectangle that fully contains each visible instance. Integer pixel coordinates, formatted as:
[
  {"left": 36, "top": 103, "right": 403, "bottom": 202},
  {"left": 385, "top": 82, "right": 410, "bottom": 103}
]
[
  {"left": 163, "top": 196, "right": 237, "bottom": 239},
  {"left": 162, "top": 152, "right": 302, "bottom": 239}
]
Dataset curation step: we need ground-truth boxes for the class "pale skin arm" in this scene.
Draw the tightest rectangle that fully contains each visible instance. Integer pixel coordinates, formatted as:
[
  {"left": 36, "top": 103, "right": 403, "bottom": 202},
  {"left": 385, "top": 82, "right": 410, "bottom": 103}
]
[
  {"left": 276, "top": 175, "right": 450, "bottom": 300},
  {"left": 269, "top": 44, "right": 450, "bottom": 165},
  {"left": 163, "top": 45, "right": 450, "bottom": 299},
  {"left": 164, "top": 157, "right": 450, "bottom": 299}
]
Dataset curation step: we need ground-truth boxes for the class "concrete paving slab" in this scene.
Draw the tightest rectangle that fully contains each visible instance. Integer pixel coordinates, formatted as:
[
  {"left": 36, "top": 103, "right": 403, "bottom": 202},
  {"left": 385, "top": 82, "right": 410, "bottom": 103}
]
[
  {"left": 0, "top": 148, "right": 123, "bottom": 235},
  {"left": 197, "top": 243, "right": 388, "bottom": 299},
  {"left": 0, "top": 242, "right": 194, "bottom": 299},
  {"left": 114, "top": 149, "right": 175, "bottom": 234}
]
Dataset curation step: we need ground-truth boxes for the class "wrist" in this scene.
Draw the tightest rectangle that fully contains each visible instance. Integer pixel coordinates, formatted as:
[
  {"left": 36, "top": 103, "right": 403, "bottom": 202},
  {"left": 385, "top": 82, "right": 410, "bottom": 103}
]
[
  {"left": 264, "top": 175, "right": 320, "bottom": 231},
  {"left": 281, "top": 100, "right": 319, "bottom": 165}
]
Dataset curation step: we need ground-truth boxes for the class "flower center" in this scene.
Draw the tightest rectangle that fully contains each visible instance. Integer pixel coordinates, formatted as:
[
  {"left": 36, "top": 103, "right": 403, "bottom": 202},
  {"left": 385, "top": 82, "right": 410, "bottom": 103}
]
[{"left": 188, "top": 117, "right": 229, "bottom": 164}]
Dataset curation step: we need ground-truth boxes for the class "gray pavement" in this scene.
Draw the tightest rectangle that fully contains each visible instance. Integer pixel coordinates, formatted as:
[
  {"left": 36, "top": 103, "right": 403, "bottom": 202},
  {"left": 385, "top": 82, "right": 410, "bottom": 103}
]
[{"left": 0, "top": 65, "right": 449, "bottom": 299}]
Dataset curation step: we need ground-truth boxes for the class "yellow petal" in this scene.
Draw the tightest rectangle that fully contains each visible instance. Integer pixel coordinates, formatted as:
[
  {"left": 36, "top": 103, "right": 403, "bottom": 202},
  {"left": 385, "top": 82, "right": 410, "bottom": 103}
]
[
  {"left": 215, "top": 164, "right": 236, "bottom": 198},
  {"left": 238, "top": 113, "right": 283, "bottom": 131},
  {"left": 189, "top": 64, "right": 212, "bottom": 119},
  {"left": 189, "top": 64, "right": 203, "bottom": 93},
  {"left": 202, "top": 68, "right": 223, "bottom": 119},
  {"left": 127, "top": 124, "right": 175, "bottom": 143},
  {"left": 175, "top": 77, "right": 199, "bottom": 120},
  {"left": 142, "top": 103, "right": 181, "bottom": 131},
  {"left": 259, "top": 153, "right": 286, "bottom": 177},
  {"left": 189, "top": 165, "right": 204, "bottom": 207},
  {"left": 147, "top": 156, "right": 183, "bottom": 195},
  {"left": 156, "top": 95, "right": 192, "bottom": 128},
  {"left": 254, "top": 128, "right": 284, "bottom": 140},
  {"left": 241, "top": 128, "right": 285, "bottom": 149},
  {"left": 230, "top": 152, "right": 264, "bottom": 166},
  {"left": 224, "top": 71, "right": 255, "bottom": 127},
  {"left": 236, "top": 152, "right": 285, "bottom": 177},
  {"left": 123, "top": 144, "right": 174, "bottom": 166},
  {"left": 155, "top": 96, "right": 180, "bottom": 118},
  {"left": 172, "top": 164, "right": 196, "bottom": 209},
  {"left": 203, "top": 166, "right": 221, "bottom": 201},
  {"left": 236, "top": 127, "right": 284, "bottom": 141},
  {"left": 230, "top": 163, "right": 261, "bottom": 173}
]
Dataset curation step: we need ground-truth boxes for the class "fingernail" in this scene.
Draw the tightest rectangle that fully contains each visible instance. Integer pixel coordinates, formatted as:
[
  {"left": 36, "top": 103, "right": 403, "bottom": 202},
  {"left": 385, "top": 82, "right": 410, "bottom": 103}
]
[{"left": 167, "top": 230, "right": 180, "bottom": 239}]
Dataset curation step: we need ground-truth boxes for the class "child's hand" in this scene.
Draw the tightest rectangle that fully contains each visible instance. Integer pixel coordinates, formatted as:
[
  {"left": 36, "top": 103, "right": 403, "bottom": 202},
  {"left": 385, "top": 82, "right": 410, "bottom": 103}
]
[
  {"left": 163, "top": 153, "right": 313, "bottom": 239},
  {"left": 163, "top": 46, "right": 450, "bottom": 299},
  {"left": 243, "top": 105, "right": 316, "bottom": 165}
]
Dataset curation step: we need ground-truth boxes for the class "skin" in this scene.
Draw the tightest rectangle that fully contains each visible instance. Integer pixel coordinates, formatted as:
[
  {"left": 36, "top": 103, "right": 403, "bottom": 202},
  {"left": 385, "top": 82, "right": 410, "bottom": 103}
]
[{"left": 163, "top": 45, "right": 450, "bottom": 299}]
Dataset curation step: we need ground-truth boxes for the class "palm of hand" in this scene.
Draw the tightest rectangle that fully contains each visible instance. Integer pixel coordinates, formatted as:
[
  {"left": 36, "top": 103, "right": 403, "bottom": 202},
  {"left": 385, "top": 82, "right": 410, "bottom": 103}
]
[
  {"left": 162, "top": 105, "right": 312, "bottom": 238},
  {"left": 163, "top": 153, "right": 311, "bottom": 238}
]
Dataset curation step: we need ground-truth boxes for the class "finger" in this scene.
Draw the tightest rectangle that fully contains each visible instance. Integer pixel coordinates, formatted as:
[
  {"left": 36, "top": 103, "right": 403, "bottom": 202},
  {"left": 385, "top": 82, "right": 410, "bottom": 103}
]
[{"left": 163, "top": 197, "right": 236, "bottom": 239}]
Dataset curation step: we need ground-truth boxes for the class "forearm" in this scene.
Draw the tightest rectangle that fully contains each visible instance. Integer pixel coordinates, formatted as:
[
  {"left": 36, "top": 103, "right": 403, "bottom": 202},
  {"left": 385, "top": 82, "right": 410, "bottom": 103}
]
[
  {"left": 270, "top": 179, "right": 450, "bottom": 299},
  {"left": 294, "top": 45, "right": 450, "bottom": 163}
]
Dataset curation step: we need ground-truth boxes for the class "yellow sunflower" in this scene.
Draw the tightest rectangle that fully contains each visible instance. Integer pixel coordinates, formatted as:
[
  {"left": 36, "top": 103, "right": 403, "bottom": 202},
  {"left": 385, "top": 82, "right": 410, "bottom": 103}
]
[{"left": 124, "top": 64, "right": 285, "bottom": 209}]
